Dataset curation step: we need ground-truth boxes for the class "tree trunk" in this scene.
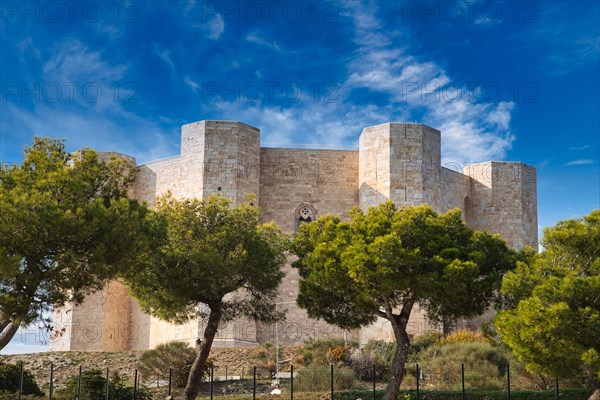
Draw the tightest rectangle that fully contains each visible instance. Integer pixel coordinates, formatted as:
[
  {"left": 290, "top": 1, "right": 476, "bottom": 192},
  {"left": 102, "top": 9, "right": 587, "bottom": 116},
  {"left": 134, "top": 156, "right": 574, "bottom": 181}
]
[
  {"left": 588, "top": 387, "right": 600, "bottom": 400},
  {"left": 184, "top": 302, "right": 223, "bottom": 400},
  {"left": 0, "top": 320, "right": 20, "bottom": 350},
  {"left": 383, "top": 300, "right": 414, "bottom": 400}
]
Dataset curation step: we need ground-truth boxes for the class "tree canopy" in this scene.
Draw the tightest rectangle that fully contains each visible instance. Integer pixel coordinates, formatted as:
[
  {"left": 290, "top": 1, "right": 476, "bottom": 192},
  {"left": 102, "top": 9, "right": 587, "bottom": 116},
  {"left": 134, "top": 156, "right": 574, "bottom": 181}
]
[
  {"left": 292, "top": 202, "right": 516, "bottom": 400},
  {"left": 0, "top": 137, "right": 153, "bottom": 350},
  {"left": 495, "top": 210, "right": 600, "bottom": 397},
  {"left": 123, "top": 194, "right": 287, "bottom": 400}
]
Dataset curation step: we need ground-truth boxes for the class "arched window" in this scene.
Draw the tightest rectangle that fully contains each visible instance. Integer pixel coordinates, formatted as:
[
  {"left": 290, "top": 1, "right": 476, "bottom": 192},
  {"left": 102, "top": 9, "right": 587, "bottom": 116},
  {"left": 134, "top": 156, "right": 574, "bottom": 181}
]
[{"left": 294, "top": 203, "right": 317, "bottom": 231}]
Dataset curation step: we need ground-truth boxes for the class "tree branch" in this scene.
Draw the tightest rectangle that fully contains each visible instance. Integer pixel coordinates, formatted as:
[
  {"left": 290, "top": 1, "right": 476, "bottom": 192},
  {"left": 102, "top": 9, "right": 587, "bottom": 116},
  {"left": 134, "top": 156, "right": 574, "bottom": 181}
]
[{"left": 0, "top": 321, "right": 20, "bottom": 350}]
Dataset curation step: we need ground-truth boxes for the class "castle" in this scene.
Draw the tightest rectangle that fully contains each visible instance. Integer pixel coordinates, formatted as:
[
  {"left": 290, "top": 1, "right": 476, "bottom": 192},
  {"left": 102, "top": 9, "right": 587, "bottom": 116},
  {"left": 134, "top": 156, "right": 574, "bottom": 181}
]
[{"left": 50, "top": 120, "right": 537, "bottom": 352}]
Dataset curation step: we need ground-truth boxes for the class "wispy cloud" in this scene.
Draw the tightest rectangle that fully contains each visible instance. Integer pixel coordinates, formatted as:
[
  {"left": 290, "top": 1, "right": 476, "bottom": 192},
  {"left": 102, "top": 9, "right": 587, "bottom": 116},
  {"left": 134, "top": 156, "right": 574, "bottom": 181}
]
[
  {"left": 208, "top": 13, "right": 225, "bottom": 39},
  {"left": 4, "top": 39, "right": 177, "bottom": 163},
  {"left": 342, "top": 1, "right": 515, "bottom": 165},
  {"left": 246, "top": 33, "right": 281, "bottom": 51},
  {"left": 154, "top": 45, "right": 175, "bottom": 70},
  {"left": 527, "top": 3, "right": 600, "bottom": 76},
  {"left": 44, "top": 39, "right": 127, "bottom": 83},
  {"left": 565, "top": 159, "right": 595, "bottom": 166},
  {"left": 569, "top": 145, "right": 590, "bottom": 151},
  {"left": 184, "top": 76, "right": 200, "bottom": 91}
]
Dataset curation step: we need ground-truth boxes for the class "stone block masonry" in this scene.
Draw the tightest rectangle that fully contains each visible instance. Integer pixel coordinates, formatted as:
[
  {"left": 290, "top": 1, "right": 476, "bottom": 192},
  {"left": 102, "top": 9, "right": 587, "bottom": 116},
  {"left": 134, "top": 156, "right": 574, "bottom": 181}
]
[{"left": 51, "top": 120, "right": 537, "bottom": 351}]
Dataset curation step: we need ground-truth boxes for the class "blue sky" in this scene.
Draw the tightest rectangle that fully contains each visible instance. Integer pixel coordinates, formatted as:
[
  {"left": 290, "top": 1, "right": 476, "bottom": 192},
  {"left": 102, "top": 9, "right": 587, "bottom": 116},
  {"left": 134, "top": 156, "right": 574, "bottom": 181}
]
[{"left": 0, "top": 1, "right": 599, "bottom": 352}]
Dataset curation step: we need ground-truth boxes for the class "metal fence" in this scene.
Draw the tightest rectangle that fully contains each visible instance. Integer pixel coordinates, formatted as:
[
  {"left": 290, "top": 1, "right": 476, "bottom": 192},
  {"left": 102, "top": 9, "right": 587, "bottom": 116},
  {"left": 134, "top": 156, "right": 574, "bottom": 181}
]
[{"left": 11, "top": 360, "right": 576, "bottom": 400}]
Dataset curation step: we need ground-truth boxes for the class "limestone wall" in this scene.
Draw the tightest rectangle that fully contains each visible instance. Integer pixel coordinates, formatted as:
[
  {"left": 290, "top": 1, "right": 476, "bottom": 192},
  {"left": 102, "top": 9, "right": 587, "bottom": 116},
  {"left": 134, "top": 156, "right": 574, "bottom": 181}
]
[
  {"left": 257, "top": 147, "right": 360, "bottom": 345},
  {"left": 259, "top": 147, "right": 358, "bottom": 232},
  {"left": 359, "top": 123, "right": 442, "bottom": 212},
  {"left": 464, "top": 162, "right": 538, "bottom": 249},
  {"left": 440, "top": 166, "right": 472, "bottom": 218}
]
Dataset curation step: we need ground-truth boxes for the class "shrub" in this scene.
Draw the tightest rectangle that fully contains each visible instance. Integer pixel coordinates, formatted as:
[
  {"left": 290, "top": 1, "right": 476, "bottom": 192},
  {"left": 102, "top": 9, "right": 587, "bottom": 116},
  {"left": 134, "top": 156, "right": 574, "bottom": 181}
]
[
  {"left": 437, "top": 329, "right": 489, "bottom": 346},
  {"left": 410, "top": 332, "right": 443, "bottom": 355},
  {"left": 53, "top": 369, "right": 150, "bottom": 400},
  {"left": 418, "top": 342, "right": 508, "bottom": 390},
  {"left": 295, "top": 365, "right": 358, "bottom": 392},
  {"left": 254, "top": 342, "right": 276, "bottom": 377},
  {"left": 138, "top": 340, "right": 197, "bottom": 388},
  {"left": 350, "top": 340, "right": 395, "bottom": 382},
  {"left": 0, "top": 361, "right": 43, "bottom": 397},
  {"left": 301, "top": 339, "right": 356, "bottom": 366}
]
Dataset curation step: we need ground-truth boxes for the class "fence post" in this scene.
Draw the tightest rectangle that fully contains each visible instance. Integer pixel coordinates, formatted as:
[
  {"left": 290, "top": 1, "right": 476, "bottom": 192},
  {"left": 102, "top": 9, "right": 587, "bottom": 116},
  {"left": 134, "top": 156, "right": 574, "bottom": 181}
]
[
  {"left": 77, "top": 366, "right": 82, "bottom": 400},
  {"left": 157, "top": 372, "right": 160, "bottom": 388},
  {"left": 210, "top": 365, "right": 214, "bottom": 400},
  {"left": 461, "top": 363, "right": 465, "bottom": 400},
  {"left": 290, "top": 365, "right": 294, "bottom": 400},
  {"left": 253, "top": 366, "right": 256, "bottom": 400},
  {"left": 18, "top": 361, "right": 24, "bottom": 400},
  {"left": 507, "top": 363, "right": 511, "bottom": 400},
  {"left": 330, "top": 364, "right": 334, "bottom": 400},
  {"left": 555, "top": 377, "right": 559, "bottom": 400},
  {"left": 105, "top": 368, "right": 109, "bottom": 400},
  {"left": 242, "top": 366, "right": 244, "bottom": 381},
  {"left": 416, "top": 363, "right": 420, "bottom": 400},
  {"left": 168, "top": 368, "right": 172, "bottom": 396},
  {"left": 133, "top": 369, "right": 138, "bottom": 400},
  {"left": 225, "top": 366, "right": 228, "bottom": 382},
  {"left": 49, "top": 362, "right": 54, "bottom": 400},
  {"left": 372, "top": 364, "right": 376, "bottom": 400}
]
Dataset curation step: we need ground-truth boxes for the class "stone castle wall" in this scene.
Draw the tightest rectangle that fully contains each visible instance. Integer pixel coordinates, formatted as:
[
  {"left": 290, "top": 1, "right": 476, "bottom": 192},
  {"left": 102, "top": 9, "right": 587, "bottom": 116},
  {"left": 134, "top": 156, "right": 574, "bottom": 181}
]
[{"left": 51, "top": 120, "right": 537, "bottom": 352}]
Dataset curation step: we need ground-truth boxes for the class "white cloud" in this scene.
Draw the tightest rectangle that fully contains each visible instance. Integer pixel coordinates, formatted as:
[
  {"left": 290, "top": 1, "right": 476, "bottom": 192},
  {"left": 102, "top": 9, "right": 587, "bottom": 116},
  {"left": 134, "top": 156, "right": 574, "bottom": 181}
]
[
  {"left": 43, "top": 39, "right": 127, "bottom": 83},
  {"left": 246, "top": 33, "right": 281, "bottom": 51},
  {"left": 342, "top": 1, "right": 515, "bottom": 165},
  {"left": 3, "top": 39, "right": 177, "bottom": 164},
  {"left": 569, "top": 145, "right": 590, "bottom": 151},
  {"left": 208, "top": 13, "right": 225, "bottom": 39},
  {"left": 154, "top": 45, "right": 175, "bottom": 70},
  {"left": 565, "top": 159, "right": 595, "bottom": 166},
  {"left": 184, "top": 76, "right": 200, "bottom": 91}
]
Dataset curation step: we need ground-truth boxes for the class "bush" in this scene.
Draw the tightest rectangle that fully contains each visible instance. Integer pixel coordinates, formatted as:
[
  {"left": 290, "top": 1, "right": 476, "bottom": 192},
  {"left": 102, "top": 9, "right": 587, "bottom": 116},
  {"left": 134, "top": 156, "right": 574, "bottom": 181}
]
[
  {"left": 437, "top": 329, "right": 489, "bottom": 346},
  {"left": 53, "top": 369, "right": 150, "bottom": 400},
  {"left": 350, "top": 340, "right": 395, "bottom": 382},
  {"left": 0, "top": 361, "right": 43, "bottom": 397},
  {"left": 418, "top": 342, "right": 508, "bottom": 390},
  {"left": 301, "top": 339, "right": 356, "bottom": 366},
  {"left": 295, "top": 365, "right": 358, "bottom": 392},
  {"left": 410, "top": 332, "right": 443, "bottom": 355},
  {"left": 138, "top": 340, "right": 197, "bottom": 388},
  {"left": 254, "top": 342, "right": 276, "bottom": 377}
]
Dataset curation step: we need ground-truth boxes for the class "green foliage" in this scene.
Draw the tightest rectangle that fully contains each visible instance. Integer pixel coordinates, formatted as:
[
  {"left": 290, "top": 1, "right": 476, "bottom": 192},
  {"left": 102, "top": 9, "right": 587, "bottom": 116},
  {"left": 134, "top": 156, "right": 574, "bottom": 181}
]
[
  {"left": 292, "top": 202, "right": 515, "bottom": 398},
  {"left": 294, "top": 365, "right": 358, "bottom": 392},
  {"left": 292, "top": 202, "right": 515, "bottom": 330},
  {"left": 124, "top": 194, "right": 288, "bottom": 324},
  {"left": 0, "top": 137, "right": 155, "bottom": 346},
  {"left": 0, "top": 361, "right": 43, "bottom": 396},
  {"left": 122, "top": 194, "right": 288, "bottom": 399},
  {"left": 54, "top": 369, "right": 150, "bottom": 400},
  {"left": 417, "top": 342, "right": 508, "bottom": 390},
  {"left": 495, "top": 209, "right": 600, "bottom": 383},
  {"left": 409, "top": 332, "right": 443, "bottom": 356},
  {"left": 138, "top": 341, "right": 197, "bottom": 388},
  {"left": 301, "top": 339, "right": 356, "bottom": 366}
]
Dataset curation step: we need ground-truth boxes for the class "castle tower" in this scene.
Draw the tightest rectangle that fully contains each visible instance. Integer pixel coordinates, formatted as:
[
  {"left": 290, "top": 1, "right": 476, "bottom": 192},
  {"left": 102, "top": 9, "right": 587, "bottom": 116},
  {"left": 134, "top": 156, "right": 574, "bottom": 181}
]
[
  {"left": 180, "top": 120, "right": 260, "bottom": 203},
  {"left": 463, "top": 162, "right": 538, "bottom": 249},
  {"left": 359, "top": 123, "right": 441, "bottom": 212}
]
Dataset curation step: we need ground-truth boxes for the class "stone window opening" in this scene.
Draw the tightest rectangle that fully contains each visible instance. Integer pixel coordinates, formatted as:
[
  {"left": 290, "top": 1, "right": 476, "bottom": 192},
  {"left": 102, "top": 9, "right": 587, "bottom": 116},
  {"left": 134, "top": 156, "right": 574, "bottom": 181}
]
[{"left": 294, "top": 203, "right": 317, "bottom": 232}]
